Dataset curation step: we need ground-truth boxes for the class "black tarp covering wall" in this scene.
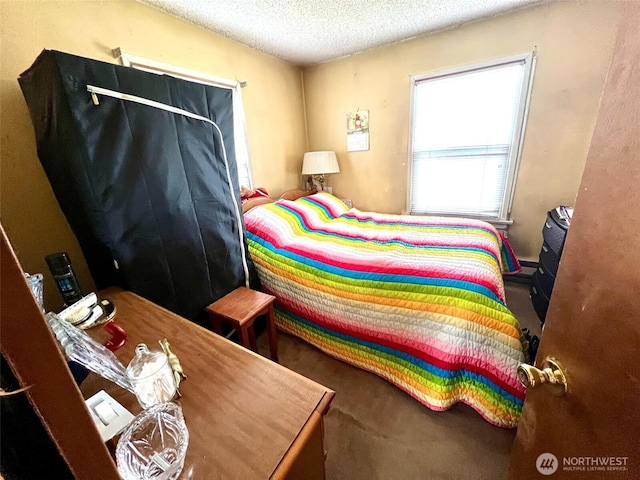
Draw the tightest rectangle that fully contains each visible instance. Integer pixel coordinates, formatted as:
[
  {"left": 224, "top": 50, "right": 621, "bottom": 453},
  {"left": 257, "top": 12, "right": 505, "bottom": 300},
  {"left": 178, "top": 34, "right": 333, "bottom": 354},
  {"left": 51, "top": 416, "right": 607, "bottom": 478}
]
[{"left": 18, "top": 50, "right": 259, "bottom": 325}]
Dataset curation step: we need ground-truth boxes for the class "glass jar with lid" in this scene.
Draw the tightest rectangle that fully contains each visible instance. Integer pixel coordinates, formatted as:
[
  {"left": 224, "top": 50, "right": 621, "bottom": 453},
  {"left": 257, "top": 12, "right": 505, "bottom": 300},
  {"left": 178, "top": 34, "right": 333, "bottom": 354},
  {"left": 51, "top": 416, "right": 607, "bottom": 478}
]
[{"left": 126, "top": 343, "right": 177, "bottom": 409}]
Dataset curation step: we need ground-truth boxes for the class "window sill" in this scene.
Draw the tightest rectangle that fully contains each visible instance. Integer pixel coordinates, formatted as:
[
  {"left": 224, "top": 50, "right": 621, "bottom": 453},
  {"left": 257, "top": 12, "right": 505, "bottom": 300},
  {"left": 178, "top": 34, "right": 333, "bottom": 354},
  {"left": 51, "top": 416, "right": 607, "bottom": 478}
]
[{"left": 407, "top": 211, "right": 512, "bottom": 231}]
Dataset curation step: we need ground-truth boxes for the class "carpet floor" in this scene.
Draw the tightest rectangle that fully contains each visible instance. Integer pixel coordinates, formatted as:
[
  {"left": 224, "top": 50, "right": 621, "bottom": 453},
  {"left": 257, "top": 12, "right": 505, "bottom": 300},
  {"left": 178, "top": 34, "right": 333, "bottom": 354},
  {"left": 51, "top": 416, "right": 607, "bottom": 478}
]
[{"left": 257, "top": 282, "right": 540, "bottom": 480}]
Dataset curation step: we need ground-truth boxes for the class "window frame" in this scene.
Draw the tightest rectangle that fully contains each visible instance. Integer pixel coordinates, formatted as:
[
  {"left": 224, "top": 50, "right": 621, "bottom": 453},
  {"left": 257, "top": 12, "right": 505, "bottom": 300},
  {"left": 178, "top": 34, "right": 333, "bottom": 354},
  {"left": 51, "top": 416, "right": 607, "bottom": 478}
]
[
  {"left": 113, "top": 48, "right": 254, "bottom": 190},
  {"left": 406, "top": 52, "right": 536, "bottom": 224}
]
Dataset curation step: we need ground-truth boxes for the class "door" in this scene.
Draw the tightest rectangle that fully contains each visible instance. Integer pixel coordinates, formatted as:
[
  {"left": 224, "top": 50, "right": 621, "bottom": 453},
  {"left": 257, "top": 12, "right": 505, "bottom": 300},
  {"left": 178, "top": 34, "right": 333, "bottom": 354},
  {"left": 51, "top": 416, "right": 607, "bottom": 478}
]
[{"left": 509, "top": 4, "right": 640, "bottom": 479}]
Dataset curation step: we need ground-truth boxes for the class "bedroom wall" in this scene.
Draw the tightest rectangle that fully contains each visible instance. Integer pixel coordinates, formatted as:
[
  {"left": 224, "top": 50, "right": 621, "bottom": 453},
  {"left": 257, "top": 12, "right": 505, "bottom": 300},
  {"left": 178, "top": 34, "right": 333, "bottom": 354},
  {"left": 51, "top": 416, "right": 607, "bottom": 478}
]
[
  {"left": 0, "top": 0, "right": 306, "bottom": 311},
  {"left": 302, "top": 1, "right": 621, "bottom": 261}
]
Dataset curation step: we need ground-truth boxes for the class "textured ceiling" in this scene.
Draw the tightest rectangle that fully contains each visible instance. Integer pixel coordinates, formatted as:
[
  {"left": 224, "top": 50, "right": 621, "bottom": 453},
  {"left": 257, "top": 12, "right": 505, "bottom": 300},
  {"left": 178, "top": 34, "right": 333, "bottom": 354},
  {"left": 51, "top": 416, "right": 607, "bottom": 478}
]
[{"left": 142, "top": 0, "right": 541, "bottom": 66}]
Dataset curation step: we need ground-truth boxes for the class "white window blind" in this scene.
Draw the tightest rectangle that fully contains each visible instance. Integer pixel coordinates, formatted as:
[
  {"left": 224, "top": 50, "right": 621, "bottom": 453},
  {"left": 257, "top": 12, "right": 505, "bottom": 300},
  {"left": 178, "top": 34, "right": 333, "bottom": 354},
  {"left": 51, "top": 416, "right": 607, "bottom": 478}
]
[
  {"left": 408, "top": 53, "right": 535, "bottom": 221},
  {"left": 115, "top": 49, "right": 254, "bottom": 189}
]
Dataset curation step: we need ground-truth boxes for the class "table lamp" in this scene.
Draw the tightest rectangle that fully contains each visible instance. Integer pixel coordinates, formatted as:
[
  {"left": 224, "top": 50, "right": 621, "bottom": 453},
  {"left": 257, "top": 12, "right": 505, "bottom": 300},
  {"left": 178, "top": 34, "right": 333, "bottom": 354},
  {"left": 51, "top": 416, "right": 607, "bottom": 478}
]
[{"left": 302, "top": 151, "right": 340, "bottom": 193}]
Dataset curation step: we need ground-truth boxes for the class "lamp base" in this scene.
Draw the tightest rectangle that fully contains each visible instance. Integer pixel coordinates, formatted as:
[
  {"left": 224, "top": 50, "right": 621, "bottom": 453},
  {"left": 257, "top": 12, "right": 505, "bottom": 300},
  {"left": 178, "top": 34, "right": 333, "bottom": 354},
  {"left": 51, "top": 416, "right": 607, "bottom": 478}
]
[{"left": 309, "top": 174, "right": 326, "bottom": 193}]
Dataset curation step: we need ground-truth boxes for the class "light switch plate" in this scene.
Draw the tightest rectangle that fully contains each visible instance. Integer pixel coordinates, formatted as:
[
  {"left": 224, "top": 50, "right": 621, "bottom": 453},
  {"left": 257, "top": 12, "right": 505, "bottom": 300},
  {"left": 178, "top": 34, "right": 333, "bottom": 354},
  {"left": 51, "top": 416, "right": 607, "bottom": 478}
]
[{"left": 85, "top": 390, "right": 135, "bottom": 442}]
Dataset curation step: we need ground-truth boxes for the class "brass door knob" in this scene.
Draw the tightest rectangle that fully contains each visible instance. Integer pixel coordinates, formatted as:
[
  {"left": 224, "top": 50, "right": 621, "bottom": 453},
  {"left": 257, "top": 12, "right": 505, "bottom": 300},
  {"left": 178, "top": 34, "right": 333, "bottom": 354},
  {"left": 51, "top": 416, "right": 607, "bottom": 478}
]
[{"left": 517, "top": 357, "right": 567, "bottom": 395}]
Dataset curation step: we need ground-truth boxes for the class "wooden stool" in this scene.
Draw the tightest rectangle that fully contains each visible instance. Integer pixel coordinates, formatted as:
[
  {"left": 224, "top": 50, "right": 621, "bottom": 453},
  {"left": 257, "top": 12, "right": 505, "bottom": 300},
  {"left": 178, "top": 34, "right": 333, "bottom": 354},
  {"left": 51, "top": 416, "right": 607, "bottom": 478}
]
[{"left": 205, "top": 287, "right": 278, "bottom": 362}]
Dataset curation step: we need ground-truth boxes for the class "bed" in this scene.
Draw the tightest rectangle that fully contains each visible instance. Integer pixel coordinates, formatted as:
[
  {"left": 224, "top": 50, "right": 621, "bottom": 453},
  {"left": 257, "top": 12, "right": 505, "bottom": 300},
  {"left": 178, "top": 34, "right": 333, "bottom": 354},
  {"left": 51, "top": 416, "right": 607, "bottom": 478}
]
[{"left": 244, "top": 192, "right": 526, "bottom": 428}]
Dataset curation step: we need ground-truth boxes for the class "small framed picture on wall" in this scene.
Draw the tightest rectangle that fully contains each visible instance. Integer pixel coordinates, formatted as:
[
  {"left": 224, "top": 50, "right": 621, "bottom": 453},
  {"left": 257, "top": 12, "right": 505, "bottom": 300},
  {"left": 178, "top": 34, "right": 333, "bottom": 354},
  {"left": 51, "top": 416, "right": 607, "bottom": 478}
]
[{"left": 347, "top": 109, "right": 369, "bottom": 152}]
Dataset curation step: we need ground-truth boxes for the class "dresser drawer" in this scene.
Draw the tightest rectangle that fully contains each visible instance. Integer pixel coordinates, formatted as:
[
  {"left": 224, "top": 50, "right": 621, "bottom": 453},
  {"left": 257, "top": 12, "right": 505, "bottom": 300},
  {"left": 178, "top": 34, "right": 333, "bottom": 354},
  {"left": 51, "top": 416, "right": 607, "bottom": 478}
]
[
  {"left": 533, "top": 264, "right": 555, "bottom": 299},
  {"left": 530, "top": 275, "right": 550, "bottom": 323},
  {"left": 542, "top": 212, "right": 568, "bottom": 256},
  {"left": 539, "top": 241, "right": 561, "bottom": 277}
]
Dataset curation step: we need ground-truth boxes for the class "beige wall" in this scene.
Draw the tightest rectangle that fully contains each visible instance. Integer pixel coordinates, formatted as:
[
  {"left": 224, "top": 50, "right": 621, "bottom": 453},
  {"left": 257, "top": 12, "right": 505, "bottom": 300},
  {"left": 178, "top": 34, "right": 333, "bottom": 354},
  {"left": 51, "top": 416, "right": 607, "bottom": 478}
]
[
  {"left": 302, "top": 1, "right": 621, "bottom": 260},
  {"left": 0, "top": 0, "right": 306, "bottom": 311}
]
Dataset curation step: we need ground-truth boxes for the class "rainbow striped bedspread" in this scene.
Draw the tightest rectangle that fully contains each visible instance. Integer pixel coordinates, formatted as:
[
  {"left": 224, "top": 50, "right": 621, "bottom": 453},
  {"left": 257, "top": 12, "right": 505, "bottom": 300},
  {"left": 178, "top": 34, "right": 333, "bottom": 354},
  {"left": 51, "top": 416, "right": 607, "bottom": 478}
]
[{"left": 244, "top": 193, "right": 526, "bottom": 428}]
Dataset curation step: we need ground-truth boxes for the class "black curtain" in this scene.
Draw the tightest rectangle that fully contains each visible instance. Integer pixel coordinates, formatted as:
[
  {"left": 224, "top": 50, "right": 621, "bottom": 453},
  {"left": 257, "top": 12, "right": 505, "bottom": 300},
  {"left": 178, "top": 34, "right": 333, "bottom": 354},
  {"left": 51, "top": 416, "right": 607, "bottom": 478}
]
[{"left": 19, "top": 50, "right": 259, "bottom": 325}]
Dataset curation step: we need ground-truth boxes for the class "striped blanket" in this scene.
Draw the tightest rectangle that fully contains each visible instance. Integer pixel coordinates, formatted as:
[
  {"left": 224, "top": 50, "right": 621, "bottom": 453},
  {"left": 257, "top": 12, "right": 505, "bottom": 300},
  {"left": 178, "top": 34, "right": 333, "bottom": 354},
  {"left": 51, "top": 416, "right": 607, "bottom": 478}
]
[{"left": 244, "top": 193, "right": 526, "bottom": 428}]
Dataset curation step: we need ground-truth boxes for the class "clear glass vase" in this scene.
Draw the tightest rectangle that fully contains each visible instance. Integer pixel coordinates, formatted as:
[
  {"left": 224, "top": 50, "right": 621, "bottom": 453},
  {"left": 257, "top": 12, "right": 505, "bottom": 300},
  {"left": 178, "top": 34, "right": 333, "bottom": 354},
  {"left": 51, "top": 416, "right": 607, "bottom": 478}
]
[
  {"left": 116, "top": 402, "right": 189, "bottom": 480},
  {"left": 45, "top": 312, "right": 133, "bottom": 393},
  {"left": 25, "top": 272, "right": 44, "bottom": 312}
]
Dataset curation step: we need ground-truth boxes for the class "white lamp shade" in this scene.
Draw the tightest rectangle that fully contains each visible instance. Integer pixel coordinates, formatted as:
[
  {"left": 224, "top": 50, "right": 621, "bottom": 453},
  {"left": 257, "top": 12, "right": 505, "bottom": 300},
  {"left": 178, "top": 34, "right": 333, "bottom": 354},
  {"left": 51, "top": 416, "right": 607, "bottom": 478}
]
[{"left": 302, "top": 151, "right": 340, "bottom": 175}]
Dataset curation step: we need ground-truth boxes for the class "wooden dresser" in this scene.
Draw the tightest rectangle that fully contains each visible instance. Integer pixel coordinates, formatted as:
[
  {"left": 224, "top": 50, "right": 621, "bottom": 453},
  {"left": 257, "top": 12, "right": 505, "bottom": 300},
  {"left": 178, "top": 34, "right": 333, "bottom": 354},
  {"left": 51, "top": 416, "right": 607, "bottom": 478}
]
[{"left": 81, "top": 287, "right": 335, "bottom": 479}]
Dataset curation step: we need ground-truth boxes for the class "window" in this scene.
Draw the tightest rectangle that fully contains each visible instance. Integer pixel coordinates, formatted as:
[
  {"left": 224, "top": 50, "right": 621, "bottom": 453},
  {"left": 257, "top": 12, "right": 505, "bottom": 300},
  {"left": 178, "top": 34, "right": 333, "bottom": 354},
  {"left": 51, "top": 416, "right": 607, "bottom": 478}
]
[
  {"left": 408, "top": 53, "right": 535, "bottom": 222},
  {"left": 115, "top": 49, "right": 254, "bottom": 189}
]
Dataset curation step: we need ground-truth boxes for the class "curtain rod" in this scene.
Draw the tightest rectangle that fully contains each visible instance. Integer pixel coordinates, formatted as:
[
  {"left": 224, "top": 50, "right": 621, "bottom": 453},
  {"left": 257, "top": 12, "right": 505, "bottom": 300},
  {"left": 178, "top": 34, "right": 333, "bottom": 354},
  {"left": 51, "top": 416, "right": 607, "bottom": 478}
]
[{"left": 112, "top": 48, "right": 247, "bottom": 89}]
